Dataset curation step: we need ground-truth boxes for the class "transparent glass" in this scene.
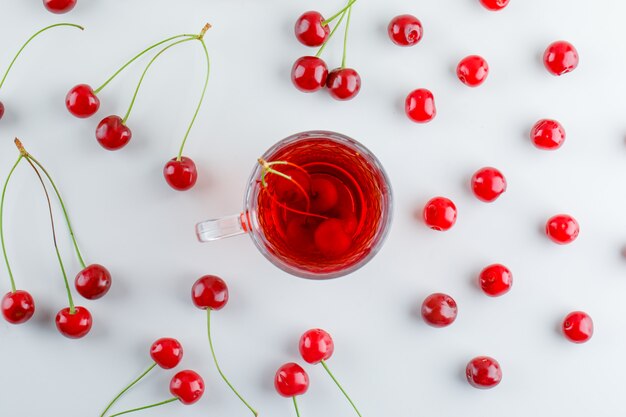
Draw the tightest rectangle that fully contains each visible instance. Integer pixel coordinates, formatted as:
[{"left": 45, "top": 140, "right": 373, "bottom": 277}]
[{"left": 196, "top": 131, "right": 393, "bottom": 279}]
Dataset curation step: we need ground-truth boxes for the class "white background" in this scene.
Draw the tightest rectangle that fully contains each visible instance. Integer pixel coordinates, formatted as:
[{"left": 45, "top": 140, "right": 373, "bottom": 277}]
[{"left": 0, "top": 0, "right": 625, "bottom": 416}]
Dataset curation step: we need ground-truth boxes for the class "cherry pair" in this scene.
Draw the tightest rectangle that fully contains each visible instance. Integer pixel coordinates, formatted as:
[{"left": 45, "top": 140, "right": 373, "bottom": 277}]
[
  {"left": 99, "top": 338, "right": 204, "bottom": 417},
  {"left": 43, "top": 0, "right": 76, "bottom": 14},
  {"left": 1, "top": 139, "right": 111, "bottom": 339},
  {"left": 292, "top": 0, "right": 361, "bottom": 100},
  {"left": 275, "top": 329, "right": 362, "bottom": 417},
  {"left": 66, "top": 24, "right": 213, "bottom": 191}
]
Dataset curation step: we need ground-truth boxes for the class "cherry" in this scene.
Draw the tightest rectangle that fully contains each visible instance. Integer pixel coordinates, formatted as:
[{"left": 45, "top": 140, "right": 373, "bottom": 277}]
[
  {"left": 471, "top": 167, "right": 507, "bottom": 202},
  {"left": 423, "top": 197, "right": 457, "bottom": 231},
  {"left": 326, "top": 68, "right": 361, "bottom": 100},
  {"left": 543, "top": 41, "right": 579, "bottom": 76},
  {"left": 66, "top": 84, "right": 100, "bottom": 118},
  {"left": 96, "top": 116, "right": 132, "bottom": 150},
  {"left": 388, "top": 15, "right": 423, "bottom": 47},
  {"left": 479, "top": 264, "right": 512, "bottom": 297},
  {"left": 170, "top": 370, "right": 205, "bottom": 405},
  {"left": 150, "top": 337, "right": 184, "bottom": 369},
  {"left": 295, "top": 11, "right": 330, "bottom": 47},
  {"left": 55, "top": 306, "right": 92, "bottom": 339},
  {"left": 1, "top": 290, "right": 35, "bottom": 324},
  {"left": 164, "top": 157, "right": 198, "bottom": 191},
  {"left": 546, "top": 214, "right": 579, "bottom": 244},
  {"left": 405, "top": 88, "right": 436, "bottom": 123},
  {"left": 43, "top": 0, "right": 77, "bottom": 13},
  {"left": 457, "top": 55, "right": 489, "bottom": 87},
  {"left": 562, "top": 311, "right": 593, "bottom": 343},
  {"left": 479, "top": 0, "right": 510, "bottom": 11},
  {"left": 421, "top": 293, "right": 458, "bottom": 327},
  {"left": 275, "top": 363, "right": 310, "bottom": 397},
  {"left": 531, "top": 119, "right": 566, "bottom": 150},
  {"left": 75, "top": 264, "right": 111, "bottom": 300},
  {"left": 466, "top": 356, "right": 502, "bottom": 389},
  {"left": 314, "top": 219, "right": 351, "bottom": 256},
  {"left": 310, "top": 176, "right": 339, "bottom": 212},
  {"left": 299, "top": 328, "right": 334, "bottom": 364},
  {"left": 0, "top": 101, "right": 5, "bottom": 120},
  {"left": 292, "top": 56, "right": 329, "bottom": 93},
  {"left": 192, "top": 275, "right": 228, "bottom": 310}
]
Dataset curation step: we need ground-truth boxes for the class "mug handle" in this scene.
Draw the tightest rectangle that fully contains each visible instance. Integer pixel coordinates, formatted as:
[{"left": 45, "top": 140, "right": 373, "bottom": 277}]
[{"left": 196, "top": 213, "right": 248, "bottom": 242}]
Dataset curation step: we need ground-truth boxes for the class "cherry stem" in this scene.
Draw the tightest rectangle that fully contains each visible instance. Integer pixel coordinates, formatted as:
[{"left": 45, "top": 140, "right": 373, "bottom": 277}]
[
  {"left": 93, "top": 34, "right": 197, "bottom": 94},
  {"left": 322, "top": 0, "right": 357, "bottom": 25},
  {"left": 258, "top": 158, "right": 311, "bottom": 207},
  {"left": 341, "top": 5, "right": 353, "bottom": 68},
  {"left": 25, "top": 154, "right": 86, "bottom": 269},
  {"left": 320, "top": 360, "right": 362, "bottom": 417},
  {"left": 99, "top": 362, "right": 158, "bottom": 417},
  {"left": 0, "top": 23, "right": 84, "bottom": 91},
  {"left": 292, "top": 396, "right": 301, "bottom": 417},
  {"left": 207, "top": 308, "right": 259, "bottom": 416},
  {"left": 23, "top": 157, "right": 75, "bottom": 314},
  {"left": 315, "top": 9, "right": 348, "bottom": 58},
  {"left": 107, "top": 397, "right": 178, "bottom": 417},
  {"left": 0, "top": 155, "right": 23, "bottom": 293}
]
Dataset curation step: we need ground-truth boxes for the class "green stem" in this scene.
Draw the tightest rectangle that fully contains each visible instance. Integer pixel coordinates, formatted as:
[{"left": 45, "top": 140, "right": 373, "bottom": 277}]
[
  {"left": 207, "top": 308, "right": 258, "bottom": 416},
  {"left": 177, "top": 38, "right": 210, "bottom": 161},
  {"left": 322, "top": 0, "right": 357, "bottom": 26},
  {"left": 99, "top": 363, "right": 157, "bottom": 417},
  {"left": 341, "top": 5, "right": 354, "bottom": 68},
  {"left": 26, "top": 155, "right": 86, "bottom": 269},
  {"left": 107, "top": 397, "right": 178, "bottom": 417},
  {"left": 122, "top": 37, "right": 196, "bottom": 124},
  {"left": 316, "top": 9, "right": 348, "bottom": 58},
  {"left": 321, "top": 360, "right": 362, "bottom": 417},
  {"left": 293, "top": 396, "right": 301, "bottom": 417},
  {"left": 93, "top": 34, "right": 197, "bottom": 94},
  {"left": 0, "top": 156, "right": 23, "bottom": 293},
  {"left": 24, "top": 158, "right": 75, "bottom": 314},
  {"left": 0, "top": 23, "right": 84, "bottom": 90}
]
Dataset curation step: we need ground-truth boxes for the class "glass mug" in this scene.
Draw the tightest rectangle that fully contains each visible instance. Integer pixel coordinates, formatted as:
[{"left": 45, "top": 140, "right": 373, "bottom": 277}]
[{"left": 196, "top": 131, "right": 393, "bottom": 279}]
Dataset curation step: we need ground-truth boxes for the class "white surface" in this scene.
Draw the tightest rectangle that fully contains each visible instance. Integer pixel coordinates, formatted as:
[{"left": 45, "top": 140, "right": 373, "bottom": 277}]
[{"left": 0, "top": 1, "right": 625, "bottom": 416}]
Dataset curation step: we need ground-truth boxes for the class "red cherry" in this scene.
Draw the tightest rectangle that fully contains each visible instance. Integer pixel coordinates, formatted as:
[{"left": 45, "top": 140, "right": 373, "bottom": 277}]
[
  {"left": 170, "top": 370, "right": 205, "bottom": 405},
  {"left": 388, "top": 15, "right": 423, "bottom": 47},
  {"left": 55, "top": 306, "right": 92, "bottom": 339},
  {"left": 423, "top": 197, "right": 457, "bottom": 231},
  {"left": 150, "top": 337, "right": 184, "bottom": 369},
  {"left": 546, "top": 214, "right": 579, "bottom": 244},
  {"left": 1, "top": 290, "right": 35, "bottom": 324},
  {"left": 192, "top": 275, "right": 229, "bottom": 310},
  {"left": 479, "top": 264, "right": 512, "bottom": 297},
  {"left": 96, "top": 116, "right": 132, "bottom": 150},
  {"left": 314, "top": 219, "right": 351, "bottom": 256},
  {"left": 457, "top": 55, "right": 489, "bottom": 87},
  {"left": 466, "top": 356, "right": 502, "bottom": 389},
  {"left": 43, "top": 0, "right": 77, "bottom": 14},
  {"left": 310, "top": 176, "right": 339, "bottom": 212},
  {"left": 479, "top": 0, "right": 510, "bottom": 11},
  {"left": 531, "top": 119, "right": 566, "bottom": 150},
  {"left": 562, "top": 311, "right": 593, "bottom": 343},
  {"left": 292, "top": 56, "right": 329, "bottom": 93},
  {"left": 274, "top": 363, "right": 310, "bottom": 397},
  {"left": 299, "top": 329, "right": 334, "bottom": 364},
  {"left": 295, "top": 11, "right": 330, "bottom": 47},
  {"left": 164, "top": 157, "right": 198, "bottom": 191},
  {"left": 543, "top": 41, "right": 579, "bottom": 76},
  {"left": 471, "top": 167, "right": 507, "bottom": 202},
  {"left": 421, "top": 293, "right": 458, "bottom": 327},
  {"left": 405, "top": 88, "right": 436, "bottom": 123},
  {"left": 0, "top": 101, "right": 5, "bottom": 120},
  {"left": 66, "top": 84, "right": 100, "bottom": 118},
  {"left": 75, "top": 264, "right": 111, "bottom": 300},
  {"left": 326, "top": 68, "right": 361, "bottom": 101}
]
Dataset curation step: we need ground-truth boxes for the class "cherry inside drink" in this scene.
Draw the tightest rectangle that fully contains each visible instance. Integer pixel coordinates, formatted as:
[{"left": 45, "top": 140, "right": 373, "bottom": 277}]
[{"left": 251, "top": 134, "right": 390, "bottom": 277}]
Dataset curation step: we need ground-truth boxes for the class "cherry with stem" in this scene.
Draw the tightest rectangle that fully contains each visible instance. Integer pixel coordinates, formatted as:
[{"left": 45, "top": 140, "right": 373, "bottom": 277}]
[
  {"left": 325, "top": 3, "right": 361, "bottom": 101},
  {"left": 0, "top": 23, "right": 83, "bottom": 121}
]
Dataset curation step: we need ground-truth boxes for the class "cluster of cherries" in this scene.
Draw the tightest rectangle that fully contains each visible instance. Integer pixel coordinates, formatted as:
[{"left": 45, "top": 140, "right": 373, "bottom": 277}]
[
  {"left": 275, "top": 328, "right": 362, "bottom": 417},
  {"left": 98, "top": 337, "right": 204, "bottom": 417},
  {"left": 65, "top": 24, "right": 212, "bottom": 191},
  {"left": 1, "top": 139, "right": 111, "bottom": 339},
  {"left": 43, "top": 0, "right": 77, "bottom": 14}
]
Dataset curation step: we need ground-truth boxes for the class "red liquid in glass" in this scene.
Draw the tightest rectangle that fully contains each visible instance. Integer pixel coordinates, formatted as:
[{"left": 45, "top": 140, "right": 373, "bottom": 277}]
[{"left": 255, "top": 137, "right": 387, "bottom": 275}]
